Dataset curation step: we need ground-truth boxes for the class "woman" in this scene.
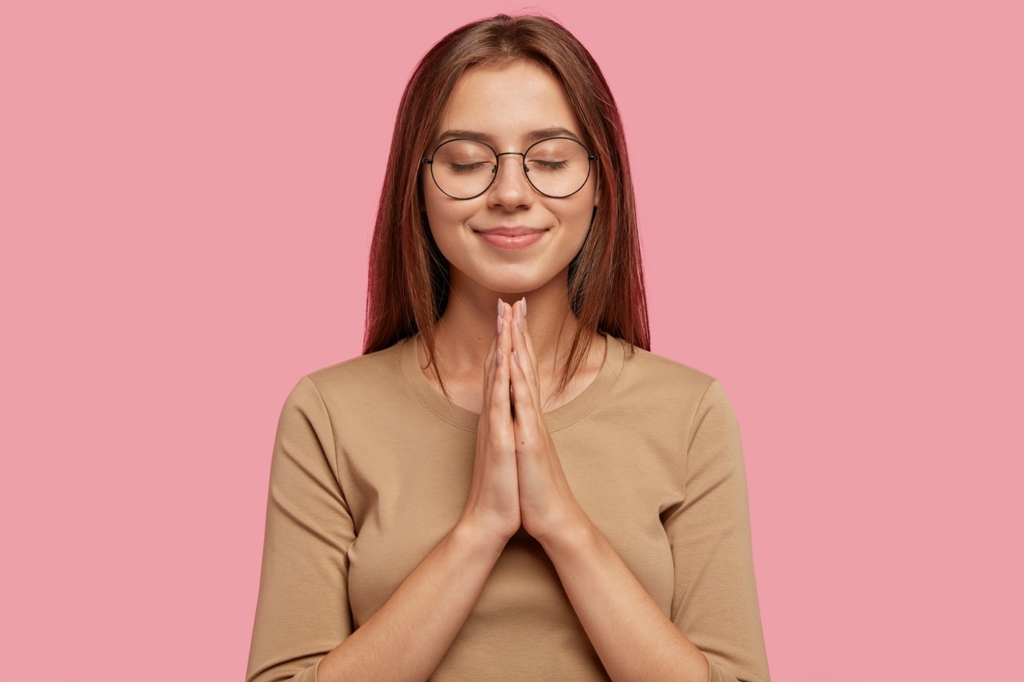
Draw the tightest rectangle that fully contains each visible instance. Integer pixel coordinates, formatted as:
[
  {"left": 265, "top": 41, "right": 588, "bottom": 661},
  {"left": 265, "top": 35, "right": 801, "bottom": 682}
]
[{"left": 246, "top": 14, "right": 770, "bottom": 682}]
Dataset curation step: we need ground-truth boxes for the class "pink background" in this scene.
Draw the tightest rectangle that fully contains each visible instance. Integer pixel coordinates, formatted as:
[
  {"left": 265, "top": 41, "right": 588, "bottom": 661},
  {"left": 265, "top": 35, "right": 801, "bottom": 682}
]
[{"left": 2, "top": 1, "right": 1021, "bottom": 680}]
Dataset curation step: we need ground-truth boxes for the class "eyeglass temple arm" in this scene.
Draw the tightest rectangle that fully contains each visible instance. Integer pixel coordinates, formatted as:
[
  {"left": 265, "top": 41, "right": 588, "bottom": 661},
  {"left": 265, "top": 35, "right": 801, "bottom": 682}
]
[{"left": 421, "top": 155, "right": 597, "bottom": 165}]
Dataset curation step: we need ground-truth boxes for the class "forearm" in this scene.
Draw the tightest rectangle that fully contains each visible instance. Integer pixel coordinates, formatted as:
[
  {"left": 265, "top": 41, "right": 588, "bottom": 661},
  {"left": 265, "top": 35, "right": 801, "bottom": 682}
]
[
  {"left": 316, "top": 519, "right": 506, "bottom": 682},
  {"left": 538, "top": 518, "right": 709, "bottom": 682}
]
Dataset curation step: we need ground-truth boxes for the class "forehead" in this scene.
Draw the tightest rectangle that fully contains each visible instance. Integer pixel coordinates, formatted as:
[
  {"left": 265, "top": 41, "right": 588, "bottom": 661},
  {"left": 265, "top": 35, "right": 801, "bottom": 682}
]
[{"left": 437, "top": 61, "right": 583, "bottom": 147}]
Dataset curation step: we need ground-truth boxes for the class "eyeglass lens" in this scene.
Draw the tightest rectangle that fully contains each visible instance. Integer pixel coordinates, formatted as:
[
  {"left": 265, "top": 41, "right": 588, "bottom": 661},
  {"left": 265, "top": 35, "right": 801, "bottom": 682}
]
[{"left": 430, "top": 138, "right": 591, "bottom": 199}]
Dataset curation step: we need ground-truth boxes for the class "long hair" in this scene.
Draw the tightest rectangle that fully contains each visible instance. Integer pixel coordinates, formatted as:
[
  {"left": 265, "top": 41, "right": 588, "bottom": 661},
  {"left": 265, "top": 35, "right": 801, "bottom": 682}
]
[{"left": 363, "top": 14, "right": 649, "bottom": 393}]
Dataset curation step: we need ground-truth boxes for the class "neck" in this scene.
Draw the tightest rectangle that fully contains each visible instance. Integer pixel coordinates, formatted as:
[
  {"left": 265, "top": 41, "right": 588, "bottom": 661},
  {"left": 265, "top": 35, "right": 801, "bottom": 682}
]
[{"left": 431, "top": 270, "right": 582, "bottom": 388}]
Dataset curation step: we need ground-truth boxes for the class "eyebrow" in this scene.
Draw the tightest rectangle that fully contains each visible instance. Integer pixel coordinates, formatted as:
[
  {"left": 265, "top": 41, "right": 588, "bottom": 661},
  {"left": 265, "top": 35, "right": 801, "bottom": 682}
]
[{"left": 435, "top": 127, "right": 583, "bottom": 146}]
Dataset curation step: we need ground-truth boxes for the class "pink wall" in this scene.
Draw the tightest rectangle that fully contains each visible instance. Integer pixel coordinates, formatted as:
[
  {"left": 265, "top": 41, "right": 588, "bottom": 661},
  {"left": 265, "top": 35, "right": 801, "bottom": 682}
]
[{"left": 2, "top": 1, "right": 1021, "bottom": 679}]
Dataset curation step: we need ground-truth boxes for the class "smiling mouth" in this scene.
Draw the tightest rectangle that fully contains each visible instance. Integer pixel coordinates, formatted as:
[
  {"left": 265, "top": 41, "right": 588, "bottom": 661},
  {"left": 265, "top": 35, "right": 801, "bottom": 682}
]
[{"left": 474, "top": 227, "right": 547, "bottom": 250}]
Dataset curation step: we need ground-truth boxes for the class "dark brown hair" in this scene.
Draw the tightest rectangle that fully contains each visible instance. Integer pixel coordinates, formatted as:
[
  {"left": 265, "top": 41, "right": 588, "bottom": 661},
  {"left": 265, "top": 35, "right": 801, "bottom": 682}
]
[{"left": 363, "top": 14, "right": 649, "bottom": 392}]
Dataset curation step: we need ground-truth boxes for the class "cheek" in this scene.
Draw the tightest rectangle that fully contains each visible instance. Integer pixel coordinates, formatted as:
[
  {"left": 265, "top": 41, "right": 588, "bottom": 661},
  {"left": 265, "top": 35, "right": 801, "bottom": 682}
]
[
  {"left": 422, "top": 184, "right": 477, "bottom": 263},
  {"left": 422, "top": 174, "right": 452, "bottom": 235},
  {"left": 424, "top": 194, "right": 463, "bottom": 237},
  {"left": 423, "top": 167, "right": 465, "bottom": 217},
  {"left": 562, "top": 193, "right": 597, "bottom": 240}
]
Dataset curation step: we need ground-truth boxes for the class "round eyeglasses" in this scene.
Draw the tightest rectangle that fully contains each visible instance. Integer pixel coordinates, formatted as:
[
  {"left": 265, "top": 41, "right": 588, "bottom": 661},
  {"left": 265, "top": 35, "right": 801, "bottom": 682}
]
[{"left": 421, "top": 137, "right": 598, "bottom": 200}]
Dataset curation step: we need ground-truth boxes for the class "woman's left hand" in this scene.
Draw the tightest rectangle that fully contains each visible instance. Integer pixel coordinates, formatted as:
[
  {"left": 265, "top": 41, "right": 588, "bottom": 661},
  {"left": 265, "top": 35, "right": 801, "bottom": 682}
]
[
  {"left": 505, "top": 298, "right": 586, "bottom": 544},
  {"left": 503, "top": 302, "right": 714, "bottom": 682}
]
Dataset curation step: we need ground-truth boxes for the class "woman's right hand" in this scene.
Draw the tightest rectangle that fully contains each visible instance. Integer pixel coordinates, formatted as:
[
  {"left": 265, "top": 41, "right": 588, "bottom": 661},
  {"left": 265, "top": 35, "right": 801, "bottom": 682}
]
[
  {"left": 306, "top": 304, "right": 521, "bottom": 682},
  {"left": 458, "top": 299, "right": 521, "bottom": 545}
]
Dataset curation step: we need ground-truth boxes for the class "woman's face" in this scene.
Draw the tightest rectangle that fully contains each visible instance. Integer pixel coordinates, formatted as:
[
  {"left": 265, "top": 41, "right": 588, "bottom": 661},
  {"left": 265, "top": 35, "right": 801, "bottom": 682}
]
[{"left": 422, "top": 60, "right": 598, "bottom": 300}]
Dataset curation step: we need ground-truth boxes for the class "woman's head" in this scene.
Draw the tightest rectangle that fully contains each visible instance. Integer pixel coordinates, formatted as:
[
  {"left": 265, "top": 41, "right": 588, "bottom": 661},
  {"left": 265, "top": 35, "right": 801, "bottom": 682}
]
[
  {"left": 423, "top": 59, "right": 598, "bottom": 316},
  {"left": 364, "top": 14, "right": 649, "bottom": 387}
]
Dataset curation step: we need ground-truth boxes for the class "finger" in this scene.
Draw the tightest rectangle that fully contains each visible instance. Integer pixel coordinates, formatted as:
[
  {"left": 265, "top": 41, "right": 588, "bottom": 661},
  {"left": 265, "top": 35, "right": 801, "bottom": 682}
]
[
  {"left": 509, "top": 326, "right": 540, "bottom": 428},
  {"left": 511, "top": 299, "right": 542, "bottom": 408},
  {"left": 509, "top": 366, "right": 540, "bottom": 451},
  {"left": 482, "top": 329, "right": 498, "bottom": 395},
  {"left": 488, "top": 299, "right": 513, "bottom": 425},
  {"left": 483, "top": 297, "right": 511, "bottom": 394},
  {"left": 498, "top": 300, "right": 515, "bottom": 381},
  {"left": 519, "top": 297, "right": 539, "bottom": 372}
]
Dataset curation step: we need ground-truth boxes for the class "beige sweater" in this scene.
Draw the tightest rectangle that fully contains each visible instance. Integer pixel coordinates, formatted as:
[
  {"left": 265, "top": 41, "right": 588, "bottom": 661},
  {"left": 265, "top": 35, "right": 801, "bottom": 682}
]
[{"left": 246, "top": 336, "right": 770, "bottom": 682}]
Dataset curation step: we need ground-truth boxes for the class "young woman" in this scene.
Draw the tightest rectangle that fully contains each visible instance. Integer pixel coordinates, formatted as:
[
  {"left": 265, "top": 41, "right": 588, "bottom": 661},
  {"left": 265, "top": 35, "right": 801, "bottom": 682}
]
[{"left": 246, "top": 15, "right": 770, "bottom": 682}]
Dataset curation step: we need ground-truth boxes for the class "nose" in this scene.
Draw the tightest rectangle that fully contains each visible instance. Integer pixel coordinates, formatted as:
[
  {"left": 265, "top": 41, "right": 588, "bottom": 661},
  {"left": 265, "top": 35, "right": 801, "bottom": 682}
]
[{"left": 487, "top": 152, "right": 532, "bottom": 210}]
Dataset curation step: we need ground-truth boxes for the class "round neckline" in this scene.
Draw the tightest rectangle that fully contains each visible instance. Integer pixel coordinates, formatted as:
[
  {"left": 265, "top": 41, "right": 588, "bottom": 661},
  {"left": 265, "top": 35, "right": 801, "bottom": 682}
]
[{"left": 399, "top": 333, "right": 625, "bottom": 433}]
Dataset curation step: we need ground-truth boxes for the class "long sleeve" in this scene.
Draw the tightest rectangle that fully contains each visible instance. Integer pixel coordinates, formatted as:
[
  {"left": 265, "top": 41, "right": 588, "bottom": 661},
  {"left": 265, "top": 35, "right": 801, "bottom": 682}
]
[
  {"left": 663, "top": 380, "right": 770, "bottom": 682},
  {"left": 243, "top": 340, "right": 770, "bottom": 681},
  {"left": 246, "top": 376, "right": 356, "bottom": 682}
]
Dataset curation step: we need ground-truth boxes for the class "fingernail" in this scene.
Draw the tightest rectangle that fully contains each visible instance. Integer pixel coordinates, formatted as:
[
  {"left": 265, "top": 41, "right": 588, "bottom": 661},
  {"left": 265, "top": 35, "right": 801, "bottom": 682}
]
[
  {"left": 496, "top": 348, "right": 503, "bottom": 366},
  {"left": 497, "top": 315, "right": 503, "bottom": 334},
  {"left": 514, "top": 349, "right": 521, "bottom": 367},
  {"left": 498, "top": 298, "right": 504, "bottom": 316},
  {"left": 521, "top": 297, "right": 527, "bottom": 316},
  {"left": 517, "top": 315, "right": 524, "bottom": 333}
]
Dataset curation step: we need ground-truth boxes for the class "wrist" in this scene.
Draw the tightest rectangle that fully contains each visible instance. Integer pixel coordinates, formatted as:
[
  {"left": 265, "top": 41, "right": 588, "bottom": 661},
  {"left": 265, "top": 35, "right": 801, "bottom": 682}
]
[
  {"left": 531, "top": 505, "right": 595, "bottom": 555},
  {"left": 453, "top": 513, "right": 515, "bottom": 556}
]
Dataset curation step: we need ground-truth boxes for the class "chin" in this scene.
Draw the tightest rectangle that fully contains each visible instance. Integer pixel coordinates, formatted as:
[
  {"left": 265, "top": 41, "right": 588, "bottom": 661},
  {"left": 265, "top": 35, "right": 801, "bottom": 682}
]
[
  {"left": 486, "top": 268, "right": 572, "bottom": 298},
  {"left": 482, "top": 277, "right": 540, "bottom": 297}
]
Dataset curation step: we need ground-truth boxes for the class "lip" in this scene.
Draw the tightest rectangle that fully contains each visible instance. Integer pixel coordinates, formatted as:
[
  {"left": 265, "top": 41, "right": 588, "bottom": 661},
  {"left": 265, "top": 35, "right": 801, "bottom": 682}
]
[{"left": 474, "top": 226, "right": 547, "bottom": 250}]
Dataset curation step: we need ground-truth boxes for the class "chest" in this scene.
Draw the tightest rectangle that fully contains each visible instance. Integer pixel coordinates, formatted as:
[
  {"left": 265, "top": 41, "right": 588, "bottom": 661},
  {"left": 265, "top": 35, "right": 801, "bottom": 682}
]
[{"left": 336, "top": 417, "right": 684, "bottom": 629}]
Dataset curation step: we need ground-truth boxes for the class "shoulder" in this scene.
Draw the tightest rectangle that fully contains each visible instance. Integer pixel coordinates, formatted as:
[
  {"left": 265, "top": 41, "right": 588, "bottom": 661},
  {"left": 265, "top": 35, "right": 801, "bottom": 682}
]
[
  {"left": 616, "top": 340, "right": 720, "bottom": 403},
  {"left": 282, "top": 340, "right": 409, "bottom": 415},
  {"left": 307, "top": 341, "right": 405, "bottom": 390},
  {"left": 605, "top": 339, "right": 737, "bottom": 439}
]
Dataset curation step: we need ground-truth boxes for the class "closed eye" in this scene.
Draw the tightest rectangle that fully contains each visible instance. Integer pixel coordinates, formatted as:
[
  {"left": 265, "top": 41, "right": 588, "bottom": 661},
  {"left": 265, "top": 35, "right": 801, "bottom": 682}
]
[
  {"left": 530, "top": 159, "right": 569, "bottom": 171},
  {"left": 449, "top": 162, "right": 493, "bottom": 173}
]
